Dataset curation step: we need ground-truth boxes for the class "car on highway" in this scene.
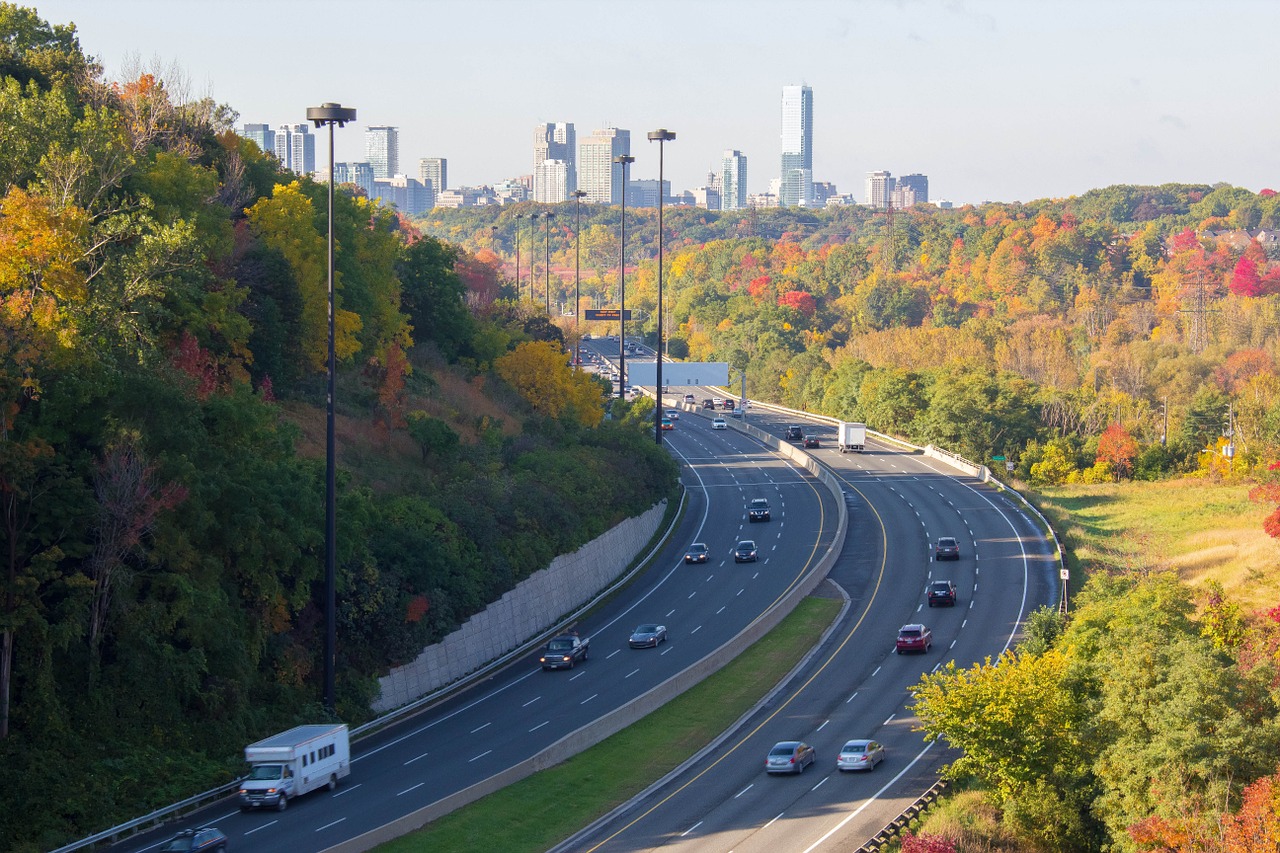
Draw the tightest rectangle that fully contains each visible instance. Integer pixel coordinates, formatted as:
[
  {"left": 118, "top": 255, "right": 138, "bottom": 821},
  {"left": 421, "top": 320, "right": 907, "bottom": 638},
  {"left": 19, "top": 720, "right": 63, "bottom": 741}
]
[
  {"left": 684, "top": 542, "right": 709, "bottom": 564},
  {"left": 927, "top": 579, "right": 957, "bottom": 607},
  {"left": 748, "top": 498, "right": 771, "bottom": 522},
  {"left": 712, "top": 397, "right": 724, "bottom": 407},
  {"left": 160, "top": 827, "right": 228, "bottom": 852},
  {"left": 765, "top": 741, "right": 816, "bottom": 774},
  {"left": 723, "top": 399, "right": 735, "bottom": 410},
  {"left": 661, "top": 418, "right": 674, "bottom": 430},
  {"left": 665, "top": 409, "right": 680, "bottom": 420},
  {"left": 540, "top": 632, "right": 590, "bottom": 669},
  {"left": 935, "top": 536, "right": 960, "bottom": 560},
  {"left": 628, "top": 623, "right": 668, "bottom": 648},
  {"left": 803, "top": 434, "right": 820, "bottom": 448},
  {"left": 785, "top": 425, "right": 804, "bottom": 441},
  {"left": 712, "top": 417, "right": 727, "bottom": 429},
  {"left": 895, "top": 623, "right": 933, "bottom": 654},
  {"left": 733, "top": 540, "right": 759, "bottom": 562},
  {"left": 836, "top": 739, "right": 885, "bottom": 772},
  {"left": 684, "top": 393, "right": 696, "bottom": 403},
  {"left": 703, "top": 398, "right": 716, "bottom": 409}
]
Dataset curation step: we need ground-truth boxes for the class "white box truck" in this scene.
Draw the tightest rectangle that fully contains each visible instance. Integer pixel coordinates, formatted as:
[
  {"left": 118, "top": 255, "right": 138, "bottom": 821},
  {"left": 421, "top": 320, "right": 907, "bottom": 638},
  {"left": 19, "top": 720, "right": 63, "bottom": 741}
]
[
  {"left": 839, "top": 422, "right": 867, "bottom": 453},
  {"left": 238, "top": 723, "right": 350, "bottom": 811}
]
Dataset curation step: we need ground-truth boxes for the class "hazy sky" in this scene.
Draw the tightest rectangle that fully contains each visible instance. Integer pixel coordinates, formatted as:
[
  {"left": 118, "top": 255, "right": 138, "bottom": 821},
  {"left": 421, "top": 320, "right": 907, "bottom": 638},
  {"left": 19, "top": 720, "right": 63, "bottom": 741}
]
[{"left": 30, "top": 0, "right": 1280, "bottom": 204}]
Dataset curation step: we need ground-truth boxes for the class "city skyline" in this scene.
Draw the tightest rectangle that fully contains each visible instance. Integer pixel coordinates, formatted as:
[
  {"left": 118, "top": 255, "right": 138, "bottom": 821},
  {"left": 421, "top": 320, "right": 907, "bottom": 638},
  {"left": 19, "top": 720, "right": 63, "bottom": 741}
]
[{"left": 32, "top": 0, "right": 1280, "bottom": 205}]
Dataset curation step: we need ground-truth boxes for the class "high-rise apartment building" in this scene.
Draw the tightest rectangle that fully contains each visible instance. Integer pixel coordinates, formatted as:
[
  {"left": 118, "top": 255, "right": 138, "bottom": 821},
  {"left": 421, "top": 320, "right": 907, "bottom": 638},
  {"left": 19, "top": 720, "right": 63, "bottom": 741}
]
[
  {"left": 241, "top": 123, "right": 274, "bottom": 154},
  {"left": 273, "top": 124, "right": 315, "bottom": 175},
  {"left": 365, "top": 126, "right": 399, "bottom": 180},
  {"left": 371, "top": 175, "right": 431, "bottom": 216},
  {"left": 779, "top": 85, "right": 813, "bottom": 207},
  {"left": 865, "top": 171, "right": 895, "bottom": 209},
  {"left": 896, "top": 173, "right": 929, "bottom": 206},
  {"left": 720, "top": 149, "right": 748, "bottom": 211},
  {"left": 533, "top": 122, "right": 576, "bottom": 202},
  {"left": 418, "top": 158, "right": 447, "bottom": 195},
  {"left": 333, "top": 161, "right": 376, "bottom": 196},
  {"left": 578, "top": 127, "right": 630, "bottom": 204}
]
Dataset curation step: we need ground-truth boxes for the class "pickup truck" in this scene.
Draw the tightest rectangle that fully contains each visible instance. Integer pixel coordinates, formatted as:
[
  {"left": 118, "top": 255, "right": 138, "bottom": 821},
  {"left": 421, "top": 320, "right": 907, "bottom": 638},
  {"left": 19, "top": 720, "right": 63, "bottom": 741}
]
[{"left": 540, "top": 633, "right": 590, "bottom": 670}]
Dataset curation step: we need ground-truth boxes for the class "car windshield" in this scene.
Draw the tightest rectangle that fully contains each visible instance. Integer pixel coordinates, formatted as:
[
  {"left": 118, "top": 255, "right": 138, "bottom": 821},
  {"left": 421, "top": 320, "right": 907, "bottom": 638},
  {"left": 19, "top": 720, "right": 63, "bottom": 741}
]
[
  {"left": 770, "top": 745, "right": 796, "bottom": 757},
  {"left": 689, "top": 544, "right": 706, "bottom": 552},
  {"left": 635, "top": 625, "right": 659, "bottom": 634},
  {"left": 246, "top": 764, "right": 283, "bottom": 780},
  {"left": 931, "top": 582, "right": 950, "bottom": 591},
  {"left": 844, "top": 743, "right": 866, "bottom": 753},
  {"left": 751, "top": 500, "right": 767, "bottom": 507},
  {"left": 160, "top": 841, "right": 193, "bottom": 852},
  {"left": 900, "top": 629, "right": 921, "bottom": 638},
  {"left": 737, "top": 541, "right": 754, "bottom": 549},
  {"left": 939, "top": 538, "right": 956, "bottom": 547},
  {"left": 547, "top": 639, "right": 574, "bottom": 651}
]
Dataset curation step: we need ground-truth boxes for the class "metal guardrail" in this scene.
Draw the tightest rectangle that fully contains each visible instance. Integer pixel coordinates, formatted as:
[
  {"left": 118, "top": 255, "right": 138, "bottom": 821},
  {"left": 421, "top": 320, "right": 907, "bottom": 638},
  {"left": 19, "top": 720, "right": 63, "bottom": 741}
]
[
  {"left": 857, "top": 778, "right": 950, "bottom": 851},
  {"left": 51, "top": 493, "right": 690, "bottom": 853}
]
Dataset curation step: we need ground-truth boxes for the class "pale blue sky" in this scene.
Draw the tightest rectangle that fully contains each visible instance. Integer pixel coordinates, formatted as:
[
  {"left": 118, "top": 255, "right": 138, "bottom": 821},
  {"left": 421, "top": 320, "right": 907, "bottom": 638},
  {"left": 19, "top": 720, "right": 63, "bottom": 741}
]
[{"left": 30, "top": 0, "right": 1280, "bottom": 204}]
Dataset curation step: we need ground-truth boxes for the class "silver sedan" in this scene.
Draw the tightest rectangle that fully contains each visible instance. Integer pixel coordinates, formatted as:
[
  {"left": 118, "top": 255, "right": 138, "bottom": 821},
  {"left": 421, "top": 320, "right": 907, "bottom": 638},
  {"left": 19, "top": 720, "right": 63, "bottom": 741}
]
[
  {"left": 836, "top": 739, "right": 885, "bottom": 771},
  {"left": 628, "top": 624, "right": 668, "bottom": 649}
]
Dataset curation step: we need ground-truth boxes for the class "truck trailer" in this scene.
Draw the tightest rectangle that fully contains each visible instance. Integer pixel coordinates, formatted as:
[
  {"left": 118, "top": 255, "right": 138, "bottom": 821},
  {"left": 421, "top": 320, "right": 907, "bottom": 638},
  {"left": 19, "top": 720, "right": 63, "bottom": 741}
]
[
  {"left": 238, "top": 723, "right": 350, "bottom": 811},
  {"left": 839, "top": 422, "right": 867, "bottom": 453}
]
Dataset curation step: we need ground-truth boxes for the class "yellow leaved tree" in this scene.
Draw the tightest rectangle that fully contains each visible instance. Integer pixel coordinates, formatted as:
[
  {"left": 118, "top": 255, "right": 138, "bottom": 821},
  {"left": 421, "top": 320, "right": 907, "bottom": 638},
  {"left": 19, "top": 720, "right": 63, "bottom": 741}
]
[{"left": 495, "top": 340, "right": 604, "bottom": 427}]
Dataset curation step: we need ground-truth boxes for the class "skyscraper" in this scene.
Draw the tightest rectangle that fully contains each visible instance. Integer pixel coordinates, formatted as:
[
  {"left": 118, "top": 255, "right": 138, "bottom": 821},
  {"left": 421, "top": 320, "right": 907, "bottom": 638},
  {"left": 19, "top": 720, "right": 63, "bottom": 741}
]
[
  {"left": 365, "top": 126, "right": 399, "bottom": 180},
  {"left": 578, "top": 127, "right": 630, "bottom": 204},
  {"left": 241, "top": 123, "right": 274, "bottom": 154},
  {"left": 418, "top": 157, "right": 447, "bottom": 196},
  {"left": 896, "top": 173, "right": 929, "bottom": 206},
  {"left": 273, "top": 124, "right": 315, "bottom": 175},
  {"left": 779, "top": 85, "right": 813, "bottom": 207},
  {"left": 533, "top": 122, "right": 576, "bottom": 202},
  {"left": 865, "top": 171, "right": 895, "bottom": 209},
  {"left": 333, "top": 161, "right": 375, "bottom": 196},
  {"left": 721, "top": 149, "right": 748, "bottom": 211}
]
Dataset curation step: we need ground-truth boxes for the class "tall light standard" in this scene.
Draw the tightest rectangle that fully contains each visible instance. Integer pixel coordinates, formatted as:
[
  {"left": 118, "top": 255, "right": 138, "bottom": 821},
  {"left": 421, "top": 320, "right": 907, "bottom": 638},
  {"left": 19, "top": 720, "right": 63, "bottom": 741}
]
[
  {"left": 543, "top": 210, "right": 555, "bottom": 314},
  {"left": 514, "top": 214, "right": 522, "bottom": 298},
  {"left": 647, "top": 129, "right": 675, "bottom": 444},
  {"left": 614, "top": 154, "right": 635, "bottom": 398},
  {"left": 526, "top": 212, "right": 537, "bottom": 303},
  {"left": 306, "top": 101, "right": 356, "bottom": 714},
  {"left": 572, "top": 190, "right": 586, "bottom": 329}
]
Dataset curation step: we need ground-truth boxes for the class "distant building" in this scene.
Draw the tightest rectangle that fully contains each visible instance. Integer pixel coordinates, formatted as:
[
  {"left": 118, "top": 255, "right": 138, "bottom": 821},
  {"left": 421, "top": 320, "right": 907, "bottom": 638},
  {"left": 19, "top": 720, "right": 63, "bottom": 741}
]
[
  {"left": 371, "top": 174, "right": 431, "bottom": 216},
  {"left": 241, "top": 123, "right": 274, "bottom": 154},
  {"left": 493, "top": 178, "right": 530, "bottom": 204},
  {"left": 435, "top": 186, "right": 494, "bottom": 209},
  {"left": 691, "top": 186, "right": 721, "bottom": 210},
  {"left": 747, "top": 192, "right": 778, "bottom": 209},
  {"left": 626, "top": 179, "right": 670, "bottom": 208},
  {"left": 897, "top": 173, "right": 929, "bottom": 205},
  {"left": 535, "top": 159, "right": 571, "bottom": 204},
  {"left": 778, "top": 84, "right": 813, "bottom": 207},
  {"left": 721, "top": 149, "right": 748, "bottom": 211},
  {"left": 333, "top": 161, "right": 375, "bottom": 196},
  {"left": 365, "top": 126, "right": 399, "bottom": 180},
  {"left": 418, "top": 157, "right": 447, "bottom": 195},
  {"left": 533, "top": 121, "right": 576, "bottom": 202},
  {"left": 811, "top": 181, "right": 837, "bottom": 205},
  {"left": 273, "top": 124, "right": 315, "bottom": 175},
  {"left": 865, "top": 170, "right": 895, "bottom": 209},
  {"left": 578, "top": 127, "right": 631, "bottom": 204}
]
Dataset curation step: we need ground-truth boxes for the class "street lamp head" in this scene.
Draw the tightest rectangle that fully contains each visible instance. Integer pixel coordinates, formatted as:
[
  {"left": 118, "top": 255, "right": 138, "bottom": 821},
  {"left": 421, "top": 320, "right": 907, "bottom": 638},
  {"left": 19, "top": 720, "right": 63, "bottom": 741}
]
[
  {"left": 571, "top": 190, "right": 587, "bottom": 199},
  {"left": 647, "top": 129, "right": 676, "bottom": 142},
  {"left": 614, "top": 154, "right": 636, "bottom": 165},
  {"left": 544, "top": 211, "right": 555, "bottom": 220},
  {"left": 306, "top": 102, "right": 357, "bottom": 127}
]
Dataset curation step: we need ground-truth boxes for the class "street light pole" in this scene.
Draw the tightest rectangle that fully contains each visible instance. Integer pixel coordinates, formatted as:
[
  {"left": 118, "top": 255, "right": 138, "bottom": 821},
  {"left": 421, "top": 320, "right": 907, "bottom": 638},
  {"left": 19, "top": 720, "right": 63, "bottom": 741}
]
[
  {"left": 647, "top": 129, "right": 675, "bottom": 444},
  {"left": 526, "top": 212, "right": 537, "bottom": 303},
  {"left": 614, "top": 154, "right": 635, "bottom": 399},
  {"left": 306, "top": 101, "right": 356, "bottom": 715},
  {"left": 572, "top": 190, "right": 586, "bottom": 329},
  {"left": 515, "top": 214, "right": 522, "bottom": 298},
  {"left": 543, "top": 210, "right": 555, "bottom": 314}
]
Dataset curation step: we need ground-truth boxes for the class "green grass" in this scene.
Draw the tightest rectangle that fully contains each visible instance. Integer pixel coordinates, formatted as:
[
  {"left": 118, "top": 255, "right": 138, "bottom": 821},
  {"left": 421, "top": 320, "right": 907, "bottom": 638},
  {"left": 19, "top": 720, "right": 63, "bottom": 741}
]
[
  {"left": 376, "top": 596, "right": 843, "bottom": 852},
  {"left": 1032, "top": 478, "right": 1276, "bottom": 609}
]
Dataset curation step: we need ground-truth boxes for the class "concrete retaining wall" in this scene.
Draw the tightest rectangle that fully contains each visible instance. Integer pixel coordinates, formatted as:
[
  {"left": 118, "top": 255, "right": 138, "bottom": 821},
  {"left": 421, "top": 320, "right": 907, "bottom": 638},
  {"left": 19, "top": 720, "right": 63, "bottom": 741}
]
[
  {"left": 372, "top": 501, "right": 667, "bottom": 712},
  {"left": 324, "top": 418, "right": 849, "bottom": 853}
]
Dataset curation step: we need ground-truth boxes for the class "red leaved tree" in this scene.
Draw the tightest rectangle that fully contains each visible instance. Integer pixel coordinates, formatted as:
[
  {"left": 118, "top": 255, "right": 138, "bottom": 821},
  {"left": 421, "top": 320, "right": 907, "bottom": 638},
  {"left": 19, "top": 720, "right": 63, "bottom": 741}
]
[
  {"left": 777, "top": 290, "right": 817, "bottom": 318},
  {"left": 1231, "top": 255, "right": 1263, "bottom": 297},
  {"left": 1096, "top": 423, "right": 1139, "bottom": 480}
]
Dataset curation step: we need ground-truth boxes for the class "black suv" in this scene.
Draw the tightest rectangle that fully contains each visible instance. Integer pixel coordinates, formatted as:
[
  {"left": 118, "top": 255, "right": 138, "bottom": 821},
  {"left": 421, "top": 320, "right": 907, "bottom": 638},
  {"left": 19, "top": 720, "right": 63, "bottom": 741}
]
[
  {"left": 785, "top": 425, "right": 804, "bottom": 441},
  {"left": 748, "top": 498, "right": 771, "bottom": 522},
  {"left": 935, "top": 537, "right": 960, "bottom": 561},
  {"left": 927, "top": 579, "right": 957, "bottom": 607}
]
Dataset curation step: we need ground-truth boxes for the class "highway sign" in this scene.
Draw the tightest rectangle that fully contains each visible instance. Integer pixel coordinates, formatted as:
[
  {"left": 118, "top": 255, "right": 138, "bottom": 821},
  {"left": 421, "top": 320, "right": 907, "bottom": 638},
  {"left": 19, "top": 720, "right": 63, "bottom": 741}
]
[{"left": 584, "top": 308, "right": 632, "bottom": 321}]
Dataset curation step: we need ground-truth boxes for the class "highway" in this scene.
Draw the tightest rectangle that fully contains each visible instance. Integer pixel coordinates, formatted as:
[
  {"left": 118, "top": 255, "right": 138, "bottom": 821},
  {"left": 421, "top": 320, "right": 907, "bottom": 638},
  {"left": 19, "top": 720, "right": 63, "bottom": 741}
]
[
  {"left": 112, "top": 351, "right": 842, "bottom": 853},
  {"left": 558, "top": 399, "right": 1059, "bottom": 852}
]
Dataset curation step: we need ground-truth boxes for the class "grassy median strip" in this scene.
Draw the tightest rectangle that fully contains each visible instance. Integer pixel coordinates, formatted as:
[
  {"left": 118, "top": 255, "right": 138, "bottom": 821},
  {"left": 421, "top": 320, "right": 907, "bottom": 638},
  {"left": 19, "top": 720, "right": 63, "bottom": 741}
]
[{"left": 377, "top": 596, "right": 843, "bottom": 852}]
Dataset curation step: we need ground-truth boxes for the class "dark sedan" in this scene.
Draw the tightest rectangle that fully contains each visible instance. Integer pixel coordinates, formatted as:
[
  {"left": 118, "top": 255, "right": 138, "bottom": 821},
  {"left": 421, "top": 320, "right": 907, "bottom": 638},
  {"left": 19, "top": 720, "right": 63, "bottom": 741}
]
[
  {"left": 628, "top": 624, "right": 668, "bottom": 648},
  {"left": 734, "top": 540, "right": 759, "bottom": 562},
  {"left": 803, "top": 434, "right": 820, "bottom": 448},
  {"left": 684, "top": 542, "right": 709, "bottom": 564}
]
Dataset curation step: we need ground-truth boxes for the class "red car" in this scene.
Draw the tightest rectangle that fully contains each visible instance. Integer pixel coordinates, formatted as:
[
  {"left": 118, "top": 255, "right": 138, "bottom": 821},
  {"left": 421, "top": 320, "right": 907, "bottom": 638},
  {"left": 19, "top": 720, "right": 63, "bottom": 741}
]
[{"left": 895, "top": 623, "right": 933, "bottom": 654}]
